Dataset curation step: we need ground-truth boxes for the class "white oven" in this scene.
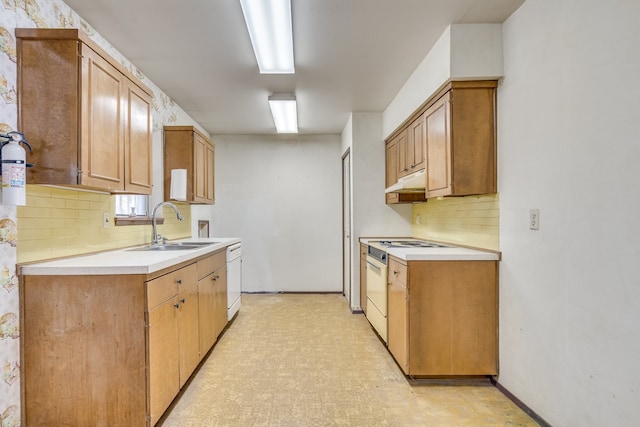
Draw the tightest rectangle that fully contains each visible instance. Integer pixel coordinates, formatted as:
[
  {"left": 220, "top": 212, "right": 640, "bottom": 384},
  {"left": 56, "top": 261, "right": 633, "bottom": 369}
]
[{"left": 365, "top": 245, "right": 388, "bottom": 343}]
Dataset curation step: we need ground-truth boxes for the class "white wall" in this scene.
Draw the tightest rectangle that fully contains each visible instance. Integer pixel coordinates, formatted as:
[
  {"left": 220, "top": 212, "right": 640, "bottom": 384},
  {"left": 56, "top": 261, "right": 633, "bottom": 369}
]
[
  {"left": 498, "top": 0, "right": 640, "bottom": 425},
  {"left": 383, "top": 24, "right": 503, "bottom": 138},
  {"left": 211, "top": 134, "right": 343, "bottom": 293},
  {"left": 342, "top": 113, "right": 412, "bottom": 310}
]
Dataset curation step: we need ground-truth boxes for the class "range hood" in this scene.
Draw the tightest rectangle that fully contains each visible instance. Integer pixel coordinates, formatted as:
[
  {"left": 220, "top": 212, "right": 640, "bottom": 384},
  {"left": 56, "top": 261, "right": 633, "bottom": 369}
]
[{"left": 385, "top": 169, "right": 426, "bottom": 193}]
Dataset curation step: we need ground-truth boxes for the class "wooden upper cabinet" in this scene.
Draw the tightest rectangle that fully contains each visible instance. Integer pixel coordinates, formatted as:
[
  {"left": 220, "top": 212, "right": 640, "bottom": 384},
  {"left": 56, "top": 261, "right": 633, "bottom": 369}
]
[
  {"left": 16, "top": 28, "right": 153, "bottom": 194},
  {"left": 425, "top": 81, "right": 497, "bottom": 198},
  {"left": 164, "top": 126, "right": 215, "bottom": 204},
  {"left": 385, "top": 131, "right": 427, "bottom": 205},
  {"left": 384, "top": 80, "right": 497, "bottom": 202},
  {"left": 396, "top": 130, "right": 409, "bottom": 178},
  {"left": 424, "top": 91, "right": 451, "bottom": 196},
  {"left": 385, "top": 136, "right": 399, "bottom": 204},
  {"left": 124, "top": 79, "right": 153, "bottom": 194},
  {"left": 395, "top": 116, "right": 425, "bottom": 180}
]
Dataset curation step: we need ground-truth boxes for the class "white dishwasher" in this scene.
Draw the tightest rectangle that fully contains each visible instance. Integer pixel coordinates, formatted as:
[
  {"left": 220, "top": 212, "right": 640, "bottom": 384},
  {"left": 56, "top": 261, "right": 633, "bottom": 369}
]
[{"left": 226, "top": 243, "right": 242, "bottom": 320}]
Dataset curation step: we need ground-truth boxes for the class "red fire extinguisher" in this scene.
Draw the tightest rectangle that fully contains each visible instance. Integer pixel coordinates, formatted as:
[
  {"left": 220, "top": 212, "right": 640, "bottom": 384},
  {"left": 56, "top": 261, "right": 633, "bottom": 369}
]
[{"left": 1, "top": 131, "right": 32, "bottom": 206}]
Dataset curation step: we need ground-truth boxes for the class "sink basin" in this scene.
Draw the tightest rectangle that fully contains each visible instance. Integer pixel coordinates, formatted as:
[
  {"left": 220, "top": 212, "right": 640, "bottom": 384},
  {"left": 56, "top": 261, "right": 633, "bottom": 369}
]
[
  {"left": 128, "top": 241, "right": 219, "bottom": 251},
  {"left": 163, "top": 241, "right": 216, "bottom": 246}
]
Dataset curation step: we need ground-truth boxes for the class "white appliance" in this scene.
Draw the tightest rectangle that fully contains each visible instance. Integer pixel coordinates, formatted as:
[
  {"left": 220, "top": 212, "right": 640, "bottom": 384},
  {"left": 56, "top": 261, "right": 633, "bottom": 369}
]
[
  {"left": 365, "top": 245, "right": 388, "bottom": 343},
  {"left": 226, "top": 243, "right": 242, "bottom": 320},
  {"left": 384, "top": 169, "right": 426, "bottom": 193}
]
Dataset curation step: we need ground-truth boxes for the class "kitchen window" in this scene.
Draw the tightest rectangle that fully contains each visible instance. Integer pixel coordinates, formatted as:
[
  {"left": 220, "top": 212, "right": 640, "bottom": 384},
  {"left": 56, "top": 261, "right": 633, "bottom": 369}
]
[
  {"left": 115, "top": 195, "right": 149, "bottom": 217},
  {"left": 113, "top": 195, "right": 156, "bottom": 226}
]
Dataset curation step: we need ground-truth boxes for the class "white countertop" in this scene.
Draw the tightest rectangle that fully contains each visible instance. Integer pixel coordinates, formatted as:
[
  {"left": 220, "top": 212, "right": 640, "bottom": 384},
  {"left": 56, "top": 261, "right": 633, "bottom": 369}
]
[
  {"left": 386, "top": 246, "right": 499, "bottom": 261},
  {"left": 20, "top": 237, "right": 241, "bottom": 276},
  {"left": 360, "top": 237, "right": 500, "bottom": 261}
]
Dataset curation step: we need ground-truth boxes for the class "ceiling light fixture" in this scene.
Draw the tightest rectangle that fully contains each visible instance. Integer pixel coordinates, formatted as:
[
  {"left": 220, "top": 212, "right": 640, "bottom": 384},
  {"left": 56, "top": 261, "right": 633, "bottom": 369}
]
[
  {"left": 268, "top": 93, "right": 298, "bottom": 133},
  {"left": 239, "top": 0, "right": 295, "bottom": 74}
]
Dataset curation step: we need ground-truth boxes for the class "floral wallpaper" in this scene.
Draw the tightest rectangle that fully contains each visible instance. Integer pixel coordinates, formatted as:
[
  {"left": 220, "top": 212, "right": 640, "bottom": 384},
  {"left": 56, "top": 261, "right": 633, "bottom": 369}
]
[{"left": 0, "top": 1, "right": 194, "bottom": 424}]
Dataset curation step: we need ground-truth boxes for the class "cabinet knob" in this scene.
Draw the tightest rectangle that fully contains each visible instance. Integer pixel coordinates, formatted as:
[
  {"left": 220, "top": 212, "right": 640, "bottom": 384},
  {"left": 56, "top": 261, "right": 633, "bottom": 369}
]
[
  {"left": 393, "top": 270, "right": 399, "bottom": 275},
  {"left": 174, "top": 303, "right": 179, "bottom": 309},
  {"left": 177, "top": 279, "right": 182, "bottom": 284},
  {"left": 180, "top": 298, "right": 186, "bottom": 304}
]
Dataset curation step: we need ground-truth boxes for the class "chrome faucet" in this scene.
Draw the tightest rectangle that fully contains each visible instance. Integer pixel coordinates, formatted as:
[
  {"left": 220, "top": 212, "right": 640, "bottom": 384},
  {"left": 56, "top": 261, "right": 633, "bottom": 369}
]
[{"left": 151, "top": 201, "right": 184, "bottom": 245}]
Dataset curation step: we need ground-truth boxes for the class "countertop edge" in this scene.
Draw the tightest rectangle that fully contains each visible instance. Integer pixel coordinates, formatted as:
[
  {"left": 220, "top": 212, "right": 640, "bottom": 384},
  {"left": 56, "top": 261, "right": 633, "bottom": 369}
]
[
  {"left": 19, "top": 237, "right": 241, "bottom": 276},
  {"left": 359, "top": 237, "right": 501, "bottom": 261}
]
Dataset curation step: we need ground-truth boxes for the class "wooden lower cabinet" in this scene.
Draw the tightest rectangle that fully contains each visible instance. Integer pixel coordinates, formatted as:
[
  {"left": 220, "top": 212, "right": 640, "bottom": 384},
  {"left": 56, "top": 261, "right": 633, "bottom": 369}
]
[
  {"left": 387, "top": 259, "right": 409, "bottom": 372},
  {"left": 197, "top": 249, "right": 228, "bottom": 357},
  {"left": 177, "top": 277, "right": 201, "bottom": 388},
  {"left": 387, "top": 256, "right": 498, "bottom": 376},
  {"left": 148, "top": 295, "right": 180, "bottom": 423},
  {"left": 21, "top": 252, "right": 229, "bottom": 426}
]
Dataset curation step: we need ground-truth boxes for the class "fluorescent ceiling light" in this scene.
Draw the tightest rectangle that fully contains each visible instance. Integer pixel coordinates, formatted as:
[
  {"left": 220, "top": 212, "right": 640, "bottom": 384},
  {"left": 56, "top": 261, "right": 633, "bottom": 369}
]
[
  {"left": 239, "top": 0, "right": 295, "bottom": 74},
  {"left": 269, "top": 93, "right": 298, "bottom": 133}
]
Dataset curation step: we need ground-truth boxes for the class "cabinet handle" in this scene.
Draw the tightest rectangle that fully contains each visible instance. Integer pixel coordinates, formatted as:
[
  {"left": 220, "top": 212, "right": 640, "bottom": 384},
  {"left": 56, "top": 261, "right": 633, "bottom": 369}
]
[
  {"left": 174, "top": 302, "right": 180, "bottom": 309},
  {"left": 393, "top": 270, "right": 399, "bottom": 275},
  {"left": 212, "top": 275, "right": 219, "bottom": 281},
  {"left": 366, "top": 261, "right": 381, "bottom": 272},
  {"left": 177, "top": 279, "right": 182, "bottom": 284},
  {"left": 180, "top": 298, "right": 186, "bottom": 304}
]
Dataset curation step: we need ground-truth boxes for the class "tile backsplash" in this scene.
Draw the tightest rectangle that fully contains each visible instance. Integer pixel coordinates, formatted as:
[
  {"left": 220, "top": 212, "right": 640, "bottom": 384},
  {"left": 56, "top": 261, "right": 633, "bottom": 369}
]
[
  {"left": 412, "top": 193, "right": 499, "bottom": 251},
  {"left": 17, "top": 185, "right": 191, "bottom": 263}
]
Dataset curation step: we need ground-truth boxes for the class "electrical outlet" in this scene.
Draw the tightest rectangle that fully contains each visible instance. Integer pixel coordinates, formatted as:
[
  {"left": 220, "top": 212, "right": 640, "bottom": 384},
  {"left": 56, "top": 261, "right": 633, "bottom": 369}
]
[
  {"left": 529, "top": 209, "right": 540, "bottom": 230},
  {"left": 103, "top": 212, "right": 110, "bottom": 229},
  {"left": 415, "top": 214, "right": 421, "bottom": 225}
]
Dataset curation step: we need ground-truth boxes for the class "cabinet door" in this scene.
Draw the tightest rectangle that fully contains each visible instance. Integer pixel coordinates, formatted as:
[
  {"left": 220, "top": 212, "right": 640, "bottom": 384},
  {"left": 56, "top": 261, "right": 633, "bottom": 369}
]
[
  {"left": 193, "top": 132, "right": 207, "bottom": 203},
  {"left": 388, "top": 258, "right": 409, "bottom": 373},
  {"left": 124, "top": 79, "right": 152, "bottom": 194},
  {"left": 178, "top": 279, "right": 200, "bottom": 387},
  {"left": 198, "top": 272, "right": 217, "bottom": 357},
  {"left": 17, "top": 36, "right": 81, "bottom": 185},
  {"left": 205, "top": 141, "right": 215, "bottom": 203},
  {"left": 212, "top": 266, "right": 228, "bottom": 339},
  {"left": 385, "top": 139, "right": 399, "bottom": 204},
  {"left": 424, "top": 92, "right": 452, "bottom": 197},
  {"left": 80, "top": 44, "right": 125, "bottom": 191},
  {"left": 149, "top": 296, "right": 180, "bottom": 424},
  {"left": 407, "top": 114, "right": 425, "bottom": 173},
  {"left": 396, "top": 131, "right": 409, "bottom": 178}
]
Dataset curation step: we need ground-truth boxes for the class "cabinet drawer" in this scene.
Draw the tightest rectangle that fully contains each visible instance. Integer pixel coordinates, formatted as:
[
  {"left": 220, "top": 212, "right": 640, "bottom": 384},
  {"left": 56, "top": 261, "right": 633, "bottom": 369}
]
[
  {"left": 388, "top": 257, "right": 408, "bottom": 286},
  {"left": 197, "top": 249, "right": 226, "bottom": 280},
  {"left": 147, "top": 263, "right": 198, "bottom": 310}
]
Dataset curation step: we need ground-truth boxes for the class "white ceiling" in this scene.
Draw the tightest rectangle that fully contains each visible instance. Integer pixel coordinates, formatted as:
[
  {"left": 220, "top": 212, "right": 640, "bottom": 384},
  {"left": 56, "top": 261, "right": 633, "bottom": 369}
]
[{"left": 64, "top": 0, "right": 524, "bottom": 135}]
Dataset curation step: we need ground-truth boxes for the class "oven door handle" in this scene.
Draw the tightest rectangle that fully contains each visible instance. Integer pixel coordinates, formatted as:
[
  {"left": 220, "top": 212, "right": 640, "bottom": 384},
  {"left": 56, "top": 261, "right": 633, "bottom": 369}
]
[{"left": 366, "top": 260, "right": 382, "bottom": 272}]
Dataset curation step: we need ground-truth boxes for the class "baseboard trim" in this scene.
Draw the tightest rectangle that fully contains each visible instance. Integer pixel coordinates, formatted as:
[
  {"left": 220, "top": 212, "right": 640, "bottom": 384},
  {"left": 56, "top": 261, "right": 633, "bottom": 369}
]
[{"left": 491, "top": 377, "right": 552, "bottom": 427}]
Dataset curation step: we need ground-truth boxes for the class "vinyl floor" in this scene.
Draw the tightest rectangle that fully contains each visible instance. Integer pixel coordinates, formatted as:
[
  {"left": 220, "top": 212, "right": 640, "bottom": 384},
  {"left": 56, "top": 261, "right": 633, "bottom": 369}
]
[{"left": 159, "top": 293, "right": 539, "bottom": 426}]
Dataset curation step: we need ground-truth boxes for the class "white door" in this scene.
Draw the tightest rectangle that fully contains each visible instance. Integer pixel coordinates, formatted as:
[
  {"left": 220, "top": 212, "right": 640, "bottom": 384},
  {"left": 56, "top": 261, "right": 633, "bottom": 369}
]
[{"left": 342, "top": 149, "right": 351, "bottom": 305}]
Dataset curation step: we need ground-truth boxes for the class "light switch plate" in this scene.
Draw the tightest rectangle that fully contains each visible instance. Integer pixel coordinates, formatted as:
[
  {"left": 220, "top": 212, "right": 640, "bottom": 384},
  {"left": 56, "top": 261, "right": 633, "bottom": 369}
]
[
  {"left": 529, "top": 209, "right": 540, "bottom": 230},
  {"left": 103, "top": 212, "right": 110, "bottom": 229}
]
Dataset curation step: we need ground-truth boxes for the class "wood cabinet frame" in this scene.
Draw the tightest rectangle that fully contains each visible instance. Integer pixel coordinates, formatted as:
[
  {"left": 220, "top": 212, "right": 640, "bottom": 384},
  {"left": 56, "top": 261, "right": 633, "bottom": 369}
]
[
  {"left": 384, "top": 80, "right": 497, "bottom": 203},
  {"left": 20, "top": 249, "right": 229, "bottom": 426},
  {"left": 16, "top": 28, "right": 153, "bottom": 194},
  {"left": 163, "top": 126, "right": 215, "bottom": 204},
  {"left": 387, "top": 256, "right": 498, "bottom": 377}
]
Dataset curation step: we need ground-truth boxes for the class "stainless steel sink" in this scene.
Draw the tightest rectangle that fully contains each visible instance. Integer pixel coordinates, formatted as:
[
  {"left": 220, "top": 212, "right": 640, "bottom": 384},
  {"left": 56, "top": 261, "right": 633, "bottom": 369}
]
[{"left": 128, "top": 241, "right": 219, "bottom": 251}]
